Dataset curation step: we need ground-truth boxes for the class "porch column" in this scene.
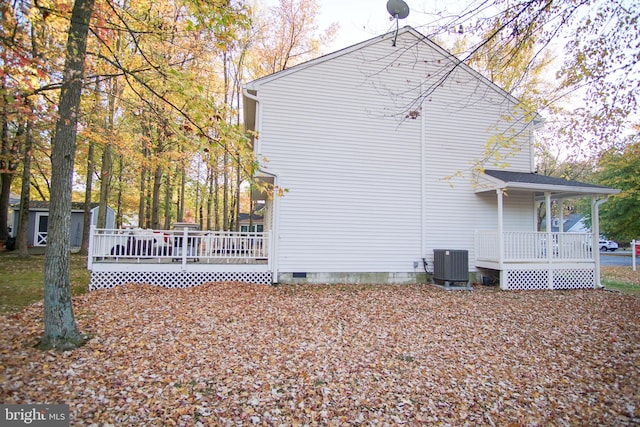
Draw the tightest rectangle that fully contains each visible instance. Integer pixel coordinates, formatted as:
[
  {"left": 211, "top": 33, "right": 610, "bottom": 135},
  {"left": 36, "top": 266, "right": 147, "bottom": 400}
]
[
  {"left": 545, "top": 192, "right": 553, "bottom": 289},
  {"left": 592, "top": 196, "right": 606, "bottom": 288},
  {"left": 497, "top": 189, "right": 505, "bottom": 290}
]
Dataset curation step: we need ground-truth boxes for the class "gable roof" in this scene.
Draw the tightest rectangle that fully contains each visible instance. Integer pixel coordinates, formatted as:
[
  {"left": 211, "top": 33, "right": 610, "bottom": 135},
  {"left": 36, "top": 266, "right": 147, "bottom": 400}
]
[
  {"left": 243, "top": 26, "right": 544, "bottom": 129},
  {"left": 562, "top": 213, "right": 587, "bottom": 232},
  {"left": 476, "top": 169, "right": 619, "bottom": 200}
]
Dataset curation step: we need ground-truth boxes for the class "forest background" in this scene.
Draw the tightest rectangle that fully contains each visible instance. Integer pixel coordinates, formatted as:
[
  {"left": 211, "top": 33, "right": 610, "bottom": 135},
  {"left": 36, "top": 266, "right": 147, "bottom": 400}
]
[{"left": 1, "top": 0, "right": 639, "bottom": 256}]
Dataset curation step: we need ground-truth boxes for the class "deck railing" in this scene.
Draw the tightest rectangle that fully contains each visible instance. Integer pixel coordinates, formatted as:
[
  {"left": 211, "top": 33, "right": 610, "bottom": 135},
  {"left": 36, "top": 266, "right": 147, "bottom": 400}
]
[
  {"left": 88, "top": 226, "right": 270, "bottom": 269},
  {"left": 476, "top": 231, "right": 594, "bottom": 263}
]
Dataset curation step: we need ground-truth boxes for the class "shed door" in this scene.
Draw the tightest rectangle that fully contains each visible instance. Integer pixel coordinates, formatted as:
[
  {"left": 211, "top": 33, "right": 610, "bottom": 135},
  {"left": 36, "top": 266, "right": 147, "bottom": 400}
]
[{"left": 34, "top": 213, "right": 48, "bottom": 246}]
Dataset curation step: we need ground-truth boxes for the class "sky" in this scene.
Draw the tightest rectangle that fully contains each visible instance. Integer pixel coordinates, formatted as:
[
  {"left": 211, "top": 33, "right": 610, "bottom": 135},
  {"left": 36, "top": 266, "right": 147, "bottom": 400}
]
[
  {"left": 315, "top": 0, "right": 425, "bottom": 51},
  {"left": 263, "top": 0, "right": 472, "bottom": 53}
]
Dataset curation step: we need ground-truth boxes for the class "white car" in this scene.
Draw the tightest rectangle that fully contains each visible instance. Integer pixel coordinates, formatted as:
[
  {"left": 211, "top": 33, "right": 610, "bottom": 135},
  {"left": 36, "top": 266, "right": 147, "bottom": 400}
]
[{"left": 599, "top": 239, "right": 618, "bottom": 252}]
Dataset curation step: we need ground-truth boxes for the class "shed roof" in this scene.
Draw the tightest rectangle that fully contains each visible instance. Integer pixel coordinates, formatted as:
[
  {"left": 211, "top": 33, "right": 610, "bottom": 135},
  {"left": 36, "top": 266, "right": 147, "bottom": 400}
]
[{"left": 12, "top": 201, "right": 102, "bottom": 211}]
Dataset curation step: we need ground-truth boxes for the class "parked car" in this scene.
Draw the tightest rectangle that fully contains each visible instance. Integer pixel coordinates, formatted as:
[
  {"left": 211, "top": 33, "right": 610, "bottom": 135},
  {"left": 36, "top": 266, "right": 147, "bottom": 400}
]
[{"left": 599, "top": 239, "right": 618, "bottom": 252}]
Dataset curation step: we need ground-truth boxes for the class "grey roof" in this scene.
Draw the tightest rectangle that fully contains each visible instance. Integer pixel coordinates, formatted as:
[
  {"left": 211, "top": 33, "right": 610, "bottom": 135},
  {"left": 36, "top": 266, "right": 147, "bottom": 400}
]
[
  {"left": 12, "top": 200, "right": 101, "bottom": 211},
  {"left": 477, "top": 169, "right": 619, "bottom": 199},
  {"left": 238, "top": 213, "right": 264, "bottom": 222},
  {"left": 562, "top": 213, "right": 586, "bottom": 232},
  {"left": 484, "top": 170, "right": 610, "bottom": 189}
]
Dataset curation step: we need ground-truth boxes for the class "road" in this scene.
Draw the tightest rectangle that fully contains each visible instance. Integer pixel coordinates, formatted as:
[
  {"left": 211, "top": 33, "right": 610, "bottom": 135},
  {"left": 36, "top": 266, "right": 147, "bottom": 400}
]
[{"left": 600, "top": 250, "right": 635, "bottom": 267}]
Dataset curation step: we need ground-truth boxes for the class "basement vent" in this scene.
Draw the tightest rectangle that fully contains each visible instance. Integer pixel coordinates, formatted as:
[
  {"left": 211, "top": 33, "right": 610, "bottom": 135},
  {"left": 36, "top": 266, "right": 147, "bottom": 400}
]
[
  {"left": 433, "top": 249, "right": 470, "bottom": 289},
  {"left": 292, "top": 272, "right": 307, "bottom": 279}
]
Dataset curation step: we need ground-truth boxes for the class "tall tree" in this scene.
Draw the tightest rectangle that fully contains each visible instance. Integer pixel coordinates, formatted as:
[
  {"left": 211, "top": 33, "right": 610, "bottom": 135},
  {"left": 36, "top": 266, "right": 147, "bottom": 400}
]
[
  {"left": 40, "top": 0, "right": 95, "bottom": 351},
  {"left": 16, "top": 116, "right": 34, "bottom": 257},
  {"left": 594, "top": 134, "right": 640, "bottom": 241},
  {"left": 428, "top": 0, "right": 638, "bottom": 144},
  {"left": 249, "top": 0, "right": 338, "bottom": 76}
]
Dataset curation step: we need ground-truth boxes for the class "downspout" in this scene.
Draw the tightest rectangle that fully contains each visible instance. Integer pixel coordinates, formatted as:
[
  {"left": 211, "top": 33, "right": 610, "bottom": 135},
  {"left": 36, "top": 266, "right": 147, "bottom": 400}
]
[
  {"left": 420, "top": 83, "right": 427, "bottom": 268},
  {"left": 261, "top": 171, "right": 279, "bottom": 285},
  {"left": 242, "top": 88, "right": 279, "bottom": 284},
  {"left": 592, "top": 196, "right": 609, "bottom": 288}
]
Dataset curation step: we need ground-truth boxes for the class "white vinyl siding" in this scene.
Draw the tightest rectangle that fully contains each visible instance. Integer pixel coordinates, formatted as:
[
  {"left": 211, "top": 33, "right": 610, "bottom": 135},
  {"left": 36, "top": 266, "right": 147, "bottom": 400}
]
[
  {"left": 421, "top": 52, "right": 534, "bottom": 267},
  {"left": 251, "top": 30, "right": 537, "bottom": 275}
]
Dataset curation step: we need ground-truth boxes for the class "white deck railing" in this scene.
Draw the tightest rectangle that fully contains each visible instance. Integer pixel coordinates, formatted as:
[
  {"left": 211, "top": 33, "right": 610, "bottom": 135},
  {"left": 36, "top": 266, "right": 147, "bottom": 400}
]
[
  {"left": 87, "top": 226, "right": 270, "bottom": 269},
  {"left": 476, "top": 231, "right": 594, "bottom": 263}
]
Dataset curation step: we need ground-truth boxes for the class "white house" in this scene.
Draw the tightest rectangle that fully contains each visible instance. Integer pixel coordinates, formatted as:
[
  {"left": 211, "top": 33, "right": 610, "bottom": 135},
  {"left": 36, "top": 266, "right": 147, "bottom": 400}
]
[
  {"left": 86, "top": 26, "right": 618, "bottom": 291},
  {"left": 242, "top": 26, "right": 619, "bottom": 290}
]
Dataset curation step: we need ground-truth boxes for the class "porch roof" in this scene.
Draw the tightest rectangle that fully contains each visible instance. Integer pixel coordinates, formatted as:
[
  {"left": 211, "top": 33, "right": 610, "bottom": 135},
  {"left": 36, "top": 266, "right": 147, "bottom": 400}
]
[{"left": 475, "top": 169, "right": 620, "bottom": 200}]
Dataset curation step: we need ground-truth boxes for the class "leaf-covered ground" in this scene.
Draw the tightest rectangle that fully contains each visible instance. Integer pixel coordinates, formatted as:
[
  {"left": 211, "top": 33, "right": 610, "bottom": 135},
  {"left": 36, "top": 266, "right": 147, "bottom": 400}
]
[
  {"left": 602, "top": 266, "right": 640, "bottom": 286},
  {"left": 1, "top": 283, "right": 639, "bottom": 426}
]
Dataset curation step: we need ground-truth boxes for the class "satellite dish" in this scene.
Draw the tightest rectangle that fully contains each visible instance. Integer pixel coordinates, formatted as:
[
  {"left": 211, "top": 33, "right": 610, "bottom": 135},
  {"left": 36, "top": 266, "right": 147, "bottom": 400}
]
[
  {"left": 386, "top": 0, "right": 410, "bottom": 46},
  {"left": 386, "top": 0, "right": 410, "bottom": 20}
]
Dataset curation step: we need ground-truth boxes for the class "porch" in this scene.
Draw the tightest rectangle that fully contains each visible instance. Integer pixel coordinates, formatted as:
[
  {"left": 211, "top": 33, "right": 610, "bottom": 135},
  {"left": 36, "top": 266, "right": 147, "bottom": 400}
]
[
  {"left": 474, "top": 169, "right": 620, "bottom": 291},
  {"left": 475, "top": 231, "right": 598, "bottom": 290},
  {"left": 87, "top": 226, "right": 272, "bottom": 290}
]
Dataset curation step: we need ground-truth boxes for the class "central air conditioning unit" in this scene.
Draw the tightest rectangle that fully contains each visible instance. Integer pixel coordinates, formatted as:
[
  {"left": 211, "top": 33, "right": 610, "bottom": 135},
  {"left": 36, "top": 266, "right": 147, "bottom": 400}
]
[{"left": 433, "top": 249, "right": 470, "bottom": 289}]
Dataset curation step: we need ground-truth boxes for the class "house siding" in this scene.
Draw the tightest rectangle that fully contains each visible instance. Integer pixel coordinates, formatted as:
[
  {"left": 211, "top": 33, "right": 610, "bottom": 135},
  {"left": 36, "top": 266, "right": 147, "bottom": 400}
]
[
  {"left": 421, "top": 51, "right": 535, "bottom": 268},
  {"left": 250, "top": 29, "right": 537, "bottom": 279}
]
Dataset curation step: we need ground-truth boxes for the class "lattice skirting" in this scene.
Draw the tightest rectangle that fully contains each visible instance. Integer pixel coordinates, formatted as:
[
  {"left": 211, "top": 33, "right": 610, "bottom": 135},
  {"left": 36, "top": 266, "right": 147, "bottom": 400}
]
[
  {"left": 504, "top": 267, "right": 596, "bottom": 290},
  {"left": 89, "top": 270, "right": 272, "bottom": 290}
]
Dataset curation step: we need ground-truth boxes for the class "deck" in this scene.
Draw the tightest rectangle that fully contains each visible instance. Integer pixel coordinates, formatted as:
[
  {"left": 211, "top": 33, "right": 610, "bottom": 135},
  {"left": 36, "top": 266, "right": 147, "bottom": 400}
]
[
  {"left": 475, "top": 231, "right": 599, "bottom": 290},
  {"left": 87, "top": 227, "right": 272, "bottom": 289}
]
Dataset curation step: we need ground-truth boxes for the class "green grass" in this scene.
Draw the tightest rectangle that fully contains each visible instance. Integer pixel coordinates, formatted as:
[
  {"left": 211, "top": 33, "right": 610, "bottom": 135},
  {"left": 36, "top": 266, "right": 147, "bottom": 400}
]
[
  {"left": 0, "top": 252, "right": 90, "bottom": 314},
  {"left": 602, "top": 279, "right": 640, "bottom": 295}
]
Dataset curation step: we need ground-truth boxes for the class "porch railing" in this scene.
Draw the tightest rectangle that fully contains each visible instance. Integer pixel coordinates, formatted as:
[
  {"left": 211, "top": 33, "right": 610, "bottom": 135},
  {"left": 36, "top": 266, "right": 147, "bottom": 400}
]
[
  {"left": 476, "top": 231, "right": 594, "bottom": 263},
  {"left": 87, "top": 226, "right": 270, "bottom": 268}
]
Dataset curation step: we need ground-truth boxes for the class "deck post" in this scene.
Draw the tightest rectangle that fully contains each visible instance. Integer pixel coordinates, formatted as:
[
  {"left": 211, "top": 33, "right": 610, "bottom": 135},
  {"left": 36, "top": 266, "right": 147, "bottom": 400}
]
[
  {"left": 181, "top": 227, "right": 188, "bottom": 271},
  {"left": 87, "top": 224, "right": 95, "bottom": 270}
]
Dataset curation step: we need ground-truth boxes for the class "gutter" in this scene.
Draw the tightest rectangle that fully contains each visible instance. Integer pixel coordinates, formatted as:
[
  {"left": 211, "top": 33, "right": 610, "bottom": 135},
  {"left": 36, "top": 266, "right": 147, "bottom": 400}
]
[{"left": 242, "top": 88, "right": 262, "bottom": 156}]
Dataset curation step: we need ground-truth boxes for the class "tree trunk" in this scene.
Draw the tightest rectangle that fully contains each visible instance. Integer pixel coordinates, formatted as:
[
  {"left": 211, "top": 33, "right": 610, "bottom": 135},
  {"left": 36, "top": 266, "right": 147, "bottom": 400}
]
[
  {"left": 151, "top": 123, "right": 164, "bottom": 229},
  {"left": 138, "top": 120, "right": 149, "bottom": 227},
  {"left": 17, "top": 118, "right": 33, "bottom": 257},
  {"left": 0, "top": 176, "right": 12, "bottom": 243},
  {"left": 163, "top": 169, "right": 172, "bottom": 229},
  {"left": 97, "top": 142, "right": 112, "bottom": 228},
  {"left": 206, "top": 163, "right": 213, "bottom": 230},
  {"left": 214, "top": 167, "right": 220, "bottom": 230},
  {"left": 235, "top": 154, "right": 241, "bottom": 231},
  {"left": 98, "top": 76, "right": 119, "bottom": 228},
  {"left": 41, "top": 0, "right": 95, "bottom": 351},
  {"left": 79, "top": 138, "right": 94, "bottom": 255},
  {"left": 115, "top": 154, "right": 123, "bottom": 228},
  {"left": 145, "top": 172, "right": 151, "bottom": 228},
  {"left": 0, "top": 78, "right": 12, "bottom": 244},
  {"left": 0, "top": 113, "right": 22, "bottom": 244},
  {"left": 151, "top": 164, "right": 162, "bottom": 229},
  {"left": 223, "top": 148, "right": 229, "bottom": 230},
  {"left": 178, "top": 155, "right": 185, "bottom": 222}
]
